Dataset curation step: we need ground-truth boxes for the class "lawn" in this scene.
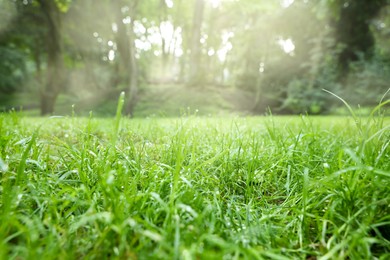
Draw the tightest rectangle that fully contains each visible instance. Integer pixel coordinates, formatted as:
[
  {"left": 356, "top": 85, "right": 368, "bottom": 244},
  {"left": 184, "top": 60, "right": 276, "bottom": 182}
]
[{"left": 0, "top": 110, "right": 389, "bottom": 259}]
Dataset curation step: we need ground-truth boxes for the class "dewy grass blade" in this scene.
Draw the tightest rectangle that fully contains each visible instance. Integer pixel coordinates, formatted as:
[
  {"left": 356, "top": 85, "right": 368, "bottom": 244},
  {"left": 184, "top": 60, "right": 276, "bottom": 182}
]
[
  {"left": 113, "top": 91, "right": 125, "bottom": 145},
  {"left": 1, "top": 113, "right": 389, "bottom": 259},
  {"left": 322, "top": 89, "right": 361, "bottom": 132},
  {"left": 16, "top": 127, "right": 40, "bottom": 185},
  {"left": 369, "top": 99, "right": 390, "bottom": 118},
  {"left": 379, "top": 87, "right": 390, "bottom": 105},
  {"left": 0, "top": 157, "right": 8, "bottom": 172}
]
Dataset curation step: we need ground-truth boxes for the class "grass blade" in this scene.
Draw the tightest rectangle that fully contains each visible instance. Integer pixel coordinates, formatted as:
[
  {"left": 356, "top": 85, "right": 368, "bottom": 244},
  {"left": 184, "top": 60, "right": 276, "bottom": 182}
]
[{"left": 113, "top": 91, "right": 125, "bottom": 144}]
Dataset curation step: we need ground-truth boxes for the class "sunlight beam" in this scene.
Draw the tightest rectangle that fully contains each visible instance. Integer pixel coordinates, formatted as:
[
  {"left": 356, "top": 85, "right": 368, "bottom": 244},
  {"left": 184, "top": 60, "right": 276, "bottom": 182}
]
[
  {"left": 281, "top": 0, "right": 294, "bottom": 8},
  {"left": 278, "top": 38, "right": 295, "bottom": 54}
]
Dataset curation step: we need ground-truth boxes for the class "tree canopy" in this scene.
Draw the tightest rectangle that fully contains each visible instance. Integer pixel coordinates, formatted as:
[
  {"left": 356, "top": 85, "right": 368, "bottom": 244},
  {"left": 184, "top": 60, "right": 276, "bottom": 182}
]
[{"left": 1, "top": 0, "right": 389, "bottom": 115}]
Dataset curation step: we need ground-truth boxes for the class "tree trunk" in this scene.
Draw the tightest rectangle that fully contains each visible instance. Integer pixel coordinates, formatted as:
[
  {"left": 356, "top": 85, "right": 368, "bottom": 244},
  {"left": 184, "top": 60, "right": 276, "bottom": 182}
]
[
  {"left": 114, "top": 0, "right": 139, "bottom": 117},
  {"left": 33, "top": 41, "right": 43, "bottom": 86},
  {"left": 159, "top": 0, "right": 169, "bottom": 78},
  {"left": 126, "top": 20, "right": 138, "bottom": 117},
  {"left": 38, "top": 0, "right": 64, "bottom": 115},
  {"left": 188, "top": 0, "right": 205, "bottom": 86}
]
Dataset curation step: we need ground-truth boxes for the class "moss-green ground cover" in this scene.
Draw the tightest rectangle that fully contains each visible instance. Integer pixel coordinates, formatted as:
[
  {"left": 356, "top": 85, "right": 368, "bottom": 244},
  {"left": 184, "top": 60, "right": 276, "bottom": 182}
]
[{"left": 0, "top": 112, "right": 389, "bottom": 259}]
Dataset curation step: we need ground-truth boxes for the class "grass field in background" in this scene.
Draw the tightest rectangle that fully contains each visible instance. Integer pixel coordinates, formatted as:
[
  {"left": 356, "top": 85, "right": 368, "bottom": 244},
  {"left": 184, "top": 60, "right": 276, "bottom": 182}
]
[{"left": 0, "top": 110, "right": 389, "bottom": 259}]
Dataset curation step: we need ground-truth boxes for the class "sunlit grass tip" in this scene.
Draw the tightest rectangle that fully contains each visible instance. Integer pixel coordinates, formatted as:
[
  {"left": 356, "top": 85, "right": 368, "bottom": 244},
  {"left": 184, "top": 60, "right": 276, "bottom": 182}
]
[{"left": 113, "top": 91, "right": 125, "bottom": 144}]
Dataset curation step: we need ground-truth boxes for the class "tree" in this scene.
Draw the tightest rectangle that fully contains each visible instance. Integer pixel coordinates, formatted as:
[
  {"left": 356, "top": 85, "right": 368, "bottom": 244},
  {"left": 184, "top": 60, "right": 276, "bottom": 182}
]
[
  {"left": 0, "top": 0, "right": 45, "bottom": 96},
  {"left": 111, "top": 0, "right": 139, "bottom": 116},
  {"left": 332, "top": 0, "right": 388, "bottom": 73},
  {"left": 1, "top": 0, "right": 389, "bottom": 115},
  {"left": 188, "top": 0, "right": 205, "bottom": 86},
  {"left": 38, "top": 0, "right": 66, "bottom": 115}
]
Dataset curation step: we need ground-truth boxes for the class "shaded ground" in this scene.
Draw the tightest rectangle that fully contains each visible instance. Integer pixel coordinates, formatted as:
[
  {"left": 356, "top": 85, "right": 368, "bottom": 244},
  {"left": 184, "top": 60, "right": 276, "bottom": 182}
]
[
  {"left": 1, "top": 84, "right": 255, "bottom": 117},
  {"left": 135, "top": 84, "right": 255, "bottom": 117}
]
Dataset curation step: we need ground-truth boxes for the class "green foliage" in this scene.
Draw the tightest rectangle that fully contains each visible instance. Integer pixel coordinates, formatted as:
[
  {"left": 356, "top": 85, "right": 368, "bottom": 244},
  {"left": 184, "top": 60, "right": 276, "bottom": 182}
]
[
  {"left": 54, "top": 0, "right": 72, "bottom": 12},
  {"left": 282, "top": 79, "right": 319, "bottom": 114},
  {"left": 0, "top": 46, "right": 27, "bottom": 93},
  {"left": 342, "top": 56, "right": 390, "bottom": 106}
]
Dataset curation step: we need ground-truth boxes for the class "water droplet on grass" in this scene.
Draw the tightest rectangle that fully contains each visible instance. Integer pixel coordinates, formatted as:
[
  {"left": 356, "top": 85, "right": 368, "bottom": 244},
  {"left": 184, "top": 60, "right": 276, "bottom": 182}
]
[
  {"left": 323, "top": 163, "right": 330, "bottom": 169},
  {"left": 106, "top": 174, "right": 115, "bottom": 185},
  {"left": 0, "top": 158, "right": 8, "bottom": 172}
]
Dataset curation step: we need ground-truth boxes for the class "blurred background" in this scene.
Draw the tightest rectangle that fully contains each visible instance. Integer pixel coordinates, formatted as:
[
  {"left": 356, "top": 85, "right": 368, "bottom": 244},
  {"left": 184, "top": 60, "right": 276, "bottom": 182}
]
[{"left": 0, "top": 0, "right": 389, "bottom": 117}]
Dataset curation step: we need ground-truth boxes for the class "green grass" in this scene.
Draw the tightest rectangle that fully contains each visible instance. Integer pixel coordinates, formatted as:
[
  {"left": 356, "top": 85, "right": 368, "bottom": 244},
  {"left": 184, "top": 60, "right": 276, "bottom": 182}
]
[{"left": 0, "top": 108, "right": 389, "bottom": 259}]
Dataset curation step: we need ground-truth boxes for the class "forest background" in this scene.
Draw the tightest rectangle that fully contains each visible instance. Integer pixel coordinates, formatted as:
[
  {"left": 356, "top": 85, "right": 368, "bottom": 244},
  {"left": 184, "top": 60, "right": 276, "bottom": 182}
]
[{"left": 0, "top": 0, "right": 390, "bottom": 117}]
